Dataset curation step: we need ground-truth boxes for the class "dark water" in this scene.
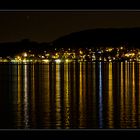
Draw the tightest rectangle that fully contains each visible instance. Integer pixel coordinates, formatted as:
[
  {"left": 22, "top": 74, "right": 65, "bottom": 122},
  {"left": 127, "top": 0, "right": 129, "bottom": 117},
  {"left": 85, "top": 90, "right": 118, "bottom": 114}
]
[{"left": 0, "top": 62, "right": 140, "bottom": 129}]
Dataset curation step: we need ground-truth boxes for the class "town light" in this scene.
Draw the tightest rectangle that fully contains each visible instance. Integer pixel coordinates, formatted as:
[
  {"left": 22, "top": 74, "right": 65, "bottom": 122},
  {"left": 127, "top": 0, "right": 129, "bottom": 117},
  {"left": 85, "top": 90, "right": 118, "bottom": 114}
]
[
  {"left": 55, "top": 59, "right": 61, "bottom": 63},
  {"left": 42, "top": 59, "right": 49, "bottom": 63},
  {"left": 23, "top": 52, "right": 27, "bottom": 57}
]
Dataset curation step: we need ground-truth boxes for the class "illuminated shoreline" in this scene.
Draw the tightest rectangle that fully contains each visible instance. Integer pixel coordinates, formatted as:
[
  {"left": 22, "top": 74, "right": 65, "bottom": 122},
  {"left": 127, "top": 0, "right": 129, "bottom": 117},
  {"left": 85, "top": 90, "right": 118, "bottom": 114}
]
[
  {"left": 0, "top": 59, "right": 139, "bottom": 64},
  {"left": 1, "top": 46, "right": 140, "bottom": 63}
]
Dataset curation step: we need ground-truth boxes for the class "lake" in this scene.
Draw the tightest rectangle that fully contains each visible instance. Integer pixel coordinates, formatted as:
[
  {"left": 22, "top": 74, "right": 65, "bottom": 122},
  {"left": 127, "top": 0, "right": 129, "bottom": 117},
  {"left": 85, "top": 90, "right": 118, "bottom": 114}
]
[{"left": 0, "top": 61, "right": 139, "bottom": 129}]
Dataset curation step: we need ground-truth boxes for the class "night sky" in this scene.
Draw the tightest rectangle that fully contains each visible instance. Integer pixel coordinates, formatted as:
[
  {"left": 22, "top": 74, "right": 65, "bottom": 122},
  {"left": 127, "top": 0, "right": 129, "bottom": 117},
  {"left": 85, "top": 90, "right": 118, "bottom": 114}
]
[{"left": 1, "top": 11, "right": 140, "bottom": 43}]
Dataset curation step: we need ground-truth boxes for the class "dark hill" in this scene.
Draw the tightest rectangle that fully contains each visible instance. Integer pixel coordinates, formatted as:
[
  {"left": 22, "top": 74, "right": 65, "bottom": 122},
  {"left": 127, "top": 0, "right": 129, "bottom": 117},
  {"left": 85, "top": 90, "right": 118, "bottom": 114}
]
[
  {"left": 0, "top": 39, "right": 50, "bottom": 57},
  {"left": 52, "top": 28, "right": 140, "bottom": 49},
  {"left": 0, "top": 28, "right": 140, "bottom": 57}
]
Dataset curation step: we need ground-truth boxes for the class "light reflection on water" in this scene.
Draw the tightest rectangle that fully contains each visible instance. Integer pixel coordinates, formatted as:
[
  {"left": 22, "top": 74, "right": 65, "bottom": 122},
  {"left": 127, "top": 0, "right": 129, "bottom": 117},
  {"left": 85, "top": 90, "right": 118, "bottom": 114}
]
[
  {"left": 42, "top": 64, "right": 50, "bottom": 128},
  {"left": 17, "top": 64, "right": 22, "bottom": 128},
  {"left": 120, "top": 62, "right": 124, "bottom": 128},
  {"left": 79, "top": 62, "right": 87, "bottom": 128},
  {"left": 99, "top": 62, "right": 103, "bottom": 128},
  {"left": 108, "top": 63, "right": 113, "bottom": 128},
  {"left": 0, "top": 62, "right": 140, "bottom": 128},
  {"left": 64, "top": 63, "right": 70, "bottom": 128},
  {"left": 23, "top": 64, "right": 29, "bottom": 129},
  {"left": 55, "top": 64, "right": 61, "bottom": 128}
]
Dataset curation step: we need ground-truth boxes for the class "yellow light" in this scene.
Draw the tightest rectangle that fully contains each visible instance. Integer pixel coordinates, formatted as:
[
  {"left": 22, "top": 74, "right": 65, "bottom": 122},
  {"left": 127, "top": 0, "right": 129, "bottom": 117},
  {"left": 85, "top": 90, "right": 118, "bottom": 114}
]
[
  {"left": 79, "top": 50, "right": 83, "bottom": 54},
  {"left": 17, "top": 56, "right": 20, "bottom": 59},
  {"left": 108, "top": 48, "right": 113, "bottom": 52},
  {"left": 125, "top": 54, "right": 129, "bottom": 57},
  {"left": 131, "top": 53, "right": 135, "bottom": 56},
  {"left": 65, "top": 59, "right": 69, "bottom": 63},
  {"left": 42, "top": 59, "right": 49, "bottom": 63}
]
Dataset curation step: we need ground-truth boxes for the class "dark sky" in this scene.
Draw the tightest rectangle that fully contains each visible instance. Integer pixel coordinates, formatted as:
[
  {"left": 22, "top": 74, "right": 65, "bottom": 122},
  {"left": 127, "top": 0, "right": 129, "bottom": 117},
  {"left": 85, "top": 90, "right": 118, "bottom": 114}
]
[{"left": 1, "top": 11, "right": 140, "bottom": 43}]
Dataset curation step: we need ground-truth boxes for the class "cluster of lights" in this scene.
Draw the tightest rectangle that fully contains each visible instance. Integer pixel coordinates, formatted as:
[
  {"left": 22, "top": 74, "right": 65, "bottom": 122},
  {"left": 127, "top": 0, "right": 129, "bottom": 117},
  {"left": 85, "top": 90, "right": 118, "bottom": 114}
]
[{"left": 0, "top": 46, "right": 139, "bottom": 63}]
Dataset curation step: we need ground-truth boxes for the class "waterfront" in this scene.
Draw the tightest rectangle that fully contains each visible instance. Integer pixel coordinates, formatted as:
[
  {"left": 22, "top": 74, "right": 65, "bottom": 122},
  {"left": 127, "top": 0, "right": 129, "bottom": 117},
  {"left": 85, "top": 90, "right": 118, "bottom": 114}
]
[{"left": 0, "top": 62, "right": 139, "bottom": 128}]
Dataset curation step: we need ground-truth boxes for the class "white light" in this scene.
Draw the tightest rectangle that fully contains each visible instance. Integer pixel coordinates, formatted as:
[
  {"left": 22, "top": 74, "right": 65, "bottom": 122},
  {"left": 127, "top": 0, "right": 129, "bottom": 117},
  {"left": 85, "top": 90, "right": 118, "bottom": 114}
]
[
  {"left": 23, "top": 53, "right": 27, "bottom": 57},
  {"left": 55, "top": 59, "right": 61, "bottom": 63}
]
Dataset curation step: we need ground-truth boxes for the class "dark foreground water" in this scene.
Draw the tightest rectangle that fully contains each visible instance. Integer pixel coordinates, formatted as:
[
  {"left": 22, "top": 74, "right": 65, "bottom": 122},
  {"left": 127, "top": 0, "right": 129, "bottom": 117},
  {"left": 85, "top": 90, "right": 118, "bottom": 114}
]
[{"left": 0, "top": 62, "right": 140, "bottom": 129}]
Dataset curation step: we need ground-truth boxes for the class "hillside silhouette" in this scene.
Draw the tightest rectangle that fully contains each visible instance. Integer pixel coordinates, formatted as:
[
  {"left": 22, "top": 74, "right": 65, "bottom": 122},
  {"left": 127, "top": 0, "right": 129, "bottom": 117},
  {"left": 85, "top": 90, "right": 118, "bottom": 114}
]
[
  {"left": 0, "top": 28, "right": 140, "bottom": 57},
  {"left": 0, "top": 39, "right": 51, "bottom": 57},
  {"left": 52, "top": 27, "right": 140, "bottom": 49}
]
